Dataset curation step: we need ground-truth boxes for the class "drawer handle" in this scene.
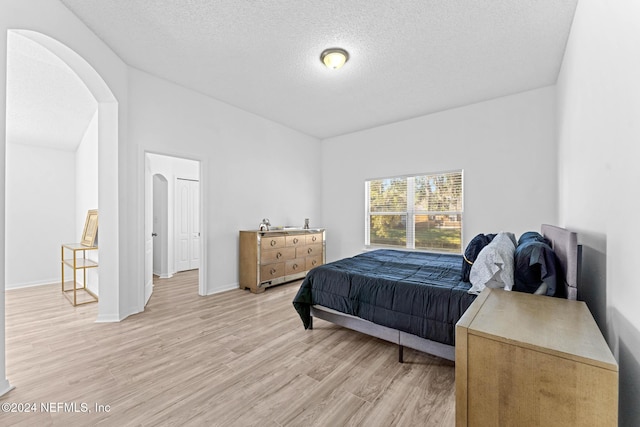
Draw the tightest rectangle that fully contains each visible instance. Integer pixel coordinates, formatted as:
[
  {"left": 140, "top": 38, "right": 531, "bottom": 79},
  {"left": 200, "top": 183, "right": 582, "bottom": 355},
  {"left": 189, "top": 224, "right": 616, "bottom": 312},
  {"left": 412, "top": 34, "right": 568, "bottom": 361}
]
[
  {"left": 312, "top": 260, "right": 317, "bottom": 266},
  {"left": 307, "top": 248, "right": 313, "bottom": 254},
  {"left": 293, "top": 238, "right": 299, "bottom": 244},
  {"left": 270, "top": 240, "right": 277, "bottom": 247},
  {"left": 276, "top": 252, "right": 282, "bottom": 259},
  {"left": 312, "top": 236, "right": 317, "bottom": 242},
  {"left": 293, "top": 264, "right": 298, "bottom": 270},
  {"left": 270, "top": 268, "right": 276, "bottom": 275}
]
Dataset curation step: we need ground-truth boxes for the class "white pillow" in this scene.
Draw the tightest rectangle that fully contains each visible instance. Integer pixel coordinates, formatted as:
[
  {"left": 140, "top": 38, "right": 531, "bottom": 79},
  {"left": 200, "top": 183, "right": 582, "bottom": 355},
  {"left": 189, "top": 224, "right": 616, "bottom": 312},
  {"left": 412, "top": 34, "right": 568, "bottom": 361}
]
[{"left": 468, "top": 232, "right": 516, "bottom": 295}]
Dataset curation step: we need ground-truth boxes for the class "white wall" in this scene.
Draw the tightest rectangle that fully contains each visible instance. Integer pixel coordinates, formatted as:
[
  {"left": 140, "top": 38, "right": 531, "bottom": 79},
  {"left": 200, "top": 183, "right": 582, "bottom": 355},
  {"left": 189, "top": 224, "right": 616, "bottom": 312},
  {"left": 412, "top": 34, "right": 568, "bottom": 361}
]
[
  {"left": 5, "top": 143, "right": 75, "bottom": 288},
  {"left": 5, "top": 110, "right": 98, "bottom": 294},
  {"left": 129, "top": 69, "right": 322, "bottom": 294},
  {"left": 75, "top": 110, "right": 99, "bottom": 295},
  {"left": 147, "top": 153, "right": 199, "bottom": 278},
  {"left": 321, "top": 87, "right": 558, "bottom": 262},
  {"left": 557, "top": 0, "right": 640, "bottom": 424},
  {"left": 76, "top": 110, "right": 99, "bottom": 236}
]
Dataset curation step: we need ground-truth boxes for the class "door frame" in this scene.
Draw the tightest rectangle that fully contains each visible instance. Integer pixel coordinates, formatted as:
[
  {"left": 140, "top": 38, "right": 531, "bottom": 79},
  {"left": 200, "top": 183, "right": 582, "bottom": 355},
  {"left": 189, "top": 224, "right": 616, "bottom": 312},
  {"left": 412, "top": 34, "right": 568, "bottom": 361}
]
[
  {"left": 141, "top": 149, "right": 206, "bottom": 308},
  {"left": 152, "top": 173, "right": 169, "bottom": 278}
]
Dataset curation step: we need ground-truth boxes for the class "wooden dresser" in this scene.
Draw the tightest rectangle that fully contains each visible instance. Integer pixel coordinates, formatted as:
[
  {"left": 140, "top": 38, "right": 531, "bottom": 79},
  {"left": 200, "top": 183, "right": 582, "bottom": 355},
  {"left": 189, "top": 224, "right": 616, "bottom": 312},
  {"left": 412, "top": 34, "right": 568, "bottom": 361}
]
[
  {"left": 456, "top": 288, "right": 618, "bottom": 427},
  {"left": 239, "top": 229, "right": 325, "bottom": 293}
]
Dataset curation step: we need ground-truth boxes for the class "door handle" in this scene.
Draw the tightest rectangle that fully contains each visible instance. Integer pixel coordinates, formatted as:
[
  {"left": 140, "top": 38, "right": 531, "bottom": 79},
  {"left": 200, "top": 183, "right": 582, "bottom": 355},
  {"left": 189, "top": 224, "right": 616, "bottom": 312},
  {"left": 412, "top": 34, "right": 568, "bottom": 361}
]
[{"left": 152, "top": 233, "right": 158, "bottom": 237}]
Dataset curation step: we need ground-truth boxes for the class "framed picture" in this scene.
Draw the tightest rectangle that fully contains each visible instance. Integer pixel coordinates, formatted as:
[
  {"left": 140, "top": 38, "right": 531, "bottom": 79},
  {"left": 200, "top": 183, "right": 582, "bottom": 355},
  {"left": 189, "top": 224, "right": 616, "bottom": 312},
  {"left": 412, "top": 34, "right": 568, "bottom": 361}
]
[{"left": 81, "top": 209, "right": 98, "bottom": 247}]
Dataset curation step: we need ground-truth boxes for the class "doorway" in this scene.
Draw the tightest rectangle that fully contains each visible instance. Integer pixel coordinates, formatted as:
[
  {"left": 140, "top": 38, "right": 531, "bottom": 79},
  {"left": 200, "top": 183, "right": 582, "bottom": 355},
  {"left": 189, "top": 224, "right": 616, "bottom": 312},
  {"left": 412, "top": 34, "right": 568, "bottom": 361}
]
[
  {"left": 4, "top": 30, "right": 119, "bottom": 321},
  {"left": 144, "top": 152, "right": 203, "bottom": 304}
]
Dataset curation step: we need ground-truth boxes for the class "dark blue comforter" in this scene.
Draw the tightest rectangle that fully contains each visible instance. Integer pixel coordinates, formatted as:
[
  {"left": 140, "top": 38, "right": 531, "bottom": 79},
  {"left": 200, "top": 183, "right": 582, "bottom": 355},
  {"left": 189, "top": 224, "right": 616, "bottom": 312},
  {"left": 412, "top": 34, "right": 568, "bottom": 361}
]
[{"left": 292, "top": 249, "right": 476, "bottom": 346}]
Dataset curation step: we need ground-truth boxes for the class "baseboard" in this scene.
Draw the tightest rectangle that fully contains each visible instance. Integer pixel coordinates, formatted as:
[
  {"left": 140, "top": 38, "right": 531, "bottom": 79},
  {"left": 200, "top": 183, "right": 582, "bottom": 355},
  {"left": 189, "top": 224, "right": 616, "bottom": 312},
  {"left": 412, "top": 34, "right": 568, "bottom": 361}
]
[
  {"left": 206, "top": 282, "right": 239, "bottom": 296},
  {"left": 0, "top": 379, "right": 15, "bottom": 397},
  {"left": 119, "top": 305, "right": 142, "bottom": 322},
  {"left": 145, "top": 282, "right": 154, "bottom": 305},
  {"left": 94, "top": 313, "right": 125, "bottom": 323},
  {"left": 6, "top": 279, "right": 99, "bottom": 296},
  {"left": 6, "top": 278, "right": 58, "bottom": 290}
]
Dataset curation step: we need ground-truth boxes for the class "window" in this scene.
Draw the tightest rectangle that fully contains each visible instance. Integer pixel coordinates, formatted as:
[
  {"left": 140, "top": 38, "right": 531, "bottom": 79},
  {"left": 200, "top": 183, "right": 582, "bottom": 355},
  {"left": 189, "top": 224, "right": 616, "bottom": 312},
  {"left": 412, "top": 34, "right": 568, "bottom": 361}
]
[{"left": 365, "top": 170, "right": 463, "bottom": 253}]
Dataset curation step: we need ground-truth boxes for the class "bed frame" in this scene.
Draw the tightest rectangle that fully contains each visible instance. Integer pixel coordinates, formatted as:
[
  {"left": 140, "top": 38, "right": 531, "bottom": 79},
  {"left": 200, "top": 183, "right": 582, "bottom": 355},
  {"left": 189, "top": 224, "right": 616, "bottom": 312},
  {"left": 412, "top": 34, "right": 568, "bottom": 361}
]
[{"left": 308, "top": 224, "right": 581, "bottom": 362}]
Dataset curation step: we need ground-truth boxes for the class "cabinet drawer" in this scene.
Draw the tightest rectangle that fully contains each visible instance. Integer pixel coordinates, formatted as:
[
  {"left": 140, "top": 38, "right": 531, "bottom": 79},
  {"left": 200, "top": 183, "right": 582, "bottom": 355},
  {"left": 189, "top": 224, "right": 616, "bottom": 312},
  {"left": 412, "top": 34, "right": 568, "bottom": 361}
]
[
  {"left": 261, "top": 247, "right": 295, "bottom": 264},
  {"left": 306, "top": 255, "right": 323, "bottom": 270},
  {"left": 286, "top": 235, "right": 305, "bottom": 247},
  {"left": 306, "top": 233, "right": 322, "bottom": 245},
  {"left": 261, "top": 236, "right": 285, "bottom": 250},
  {"left": 285, "top": 259, "right": 305, "bottom": 275},
  {"left": 297, "top": 244, "right": 323, "bottom": 258},
  {"left": 261, "top": 262, "right": 284, "bottom": 281}
]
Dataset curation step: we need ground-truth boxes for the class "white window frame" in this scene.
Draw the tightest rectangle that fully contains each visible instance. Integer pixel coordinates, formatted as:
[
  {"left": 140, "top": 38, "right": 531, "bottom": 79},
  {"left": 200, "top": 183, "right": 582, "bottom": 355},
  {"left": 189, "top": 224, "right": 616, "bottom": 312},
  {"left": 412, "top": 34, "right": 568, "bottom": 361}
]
[{"left": 365, "top": 170, "right": 463, "bottom": 253}]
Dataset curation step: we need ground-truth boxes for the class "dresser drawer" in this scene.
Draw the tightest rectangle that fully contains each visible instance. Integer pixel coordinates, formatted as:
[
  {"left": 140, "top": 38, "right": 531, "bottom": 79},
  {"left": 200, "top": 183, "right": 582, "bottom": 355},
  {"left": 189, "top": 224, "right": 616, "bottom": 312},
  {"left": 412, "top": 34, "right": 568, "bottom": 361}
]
[
  {"left": 286, "top": 235, "right": 305, "bottom": 247},
  {"left": 297, "top": 244, "right": 323, "bottom": 258},
  {"left": 261, "top": 236, "right": 285, "bottom": 250},
  {"left": 285, "top": 259, "right": 306, "bottom": 275},
  {"left": 261, "top": 262, "right": 284, "bottom": 281},
  {"left": 306, "top": 255, "right": 323, "bottom": 270},
  {"left": 306, "top": 233, "right": 322, "bottom": 245},
  {"left": 261, "top": 247, "right": 295, "bottom": 264}
]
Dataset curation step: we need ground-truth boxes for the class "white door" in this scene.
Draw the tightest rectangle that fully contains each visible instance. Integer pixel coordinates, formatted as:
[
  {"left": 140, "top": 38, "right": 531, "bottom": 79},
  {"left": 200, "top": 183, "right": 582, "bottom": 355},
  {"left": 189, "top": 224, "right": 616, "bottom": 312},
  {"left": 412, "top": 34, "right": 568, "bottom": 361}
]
[
  {"left": 176, "top": 178, "right": 200, "bottom": 272},
  {"left": 144, "top": 158, "right": 154, "bottom": 305}
]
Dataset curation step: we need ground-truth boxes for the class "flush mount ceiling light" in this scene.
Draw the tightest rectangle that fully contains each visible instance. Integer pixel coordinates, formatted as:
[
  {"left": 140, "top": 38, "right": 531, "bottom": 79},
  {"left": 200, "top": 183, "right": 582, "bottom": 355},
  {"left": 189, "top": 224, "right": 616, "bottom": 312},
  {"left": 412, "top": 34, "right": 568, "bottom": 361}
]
[{"left": 320, "top": 48, "right": 349, "bottom": 70}]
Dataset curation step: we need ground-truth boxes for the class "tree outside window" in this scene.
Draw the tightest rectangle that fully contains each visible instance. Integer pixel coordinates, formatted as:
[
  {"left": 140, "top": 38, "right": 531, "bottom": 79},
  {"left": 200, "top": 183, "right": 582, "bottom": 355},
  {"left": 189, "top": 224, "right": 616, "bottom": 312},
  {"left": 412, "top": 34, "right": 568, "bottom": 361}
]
[{"left": 365, "top": 171, "right": 463, "bottom": 253}]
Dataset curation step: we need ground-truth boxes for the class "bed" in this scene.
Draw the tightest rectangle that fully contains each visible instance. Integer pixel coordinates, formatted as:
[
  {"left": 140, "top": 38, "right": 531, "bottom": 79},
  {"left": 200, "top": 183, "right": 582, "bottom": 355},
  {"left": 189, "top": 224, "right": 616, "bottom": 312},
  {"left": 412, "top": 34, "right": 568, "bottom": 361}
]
[{"left": 292, "top": 224, "right": 580, "bottom": 362}]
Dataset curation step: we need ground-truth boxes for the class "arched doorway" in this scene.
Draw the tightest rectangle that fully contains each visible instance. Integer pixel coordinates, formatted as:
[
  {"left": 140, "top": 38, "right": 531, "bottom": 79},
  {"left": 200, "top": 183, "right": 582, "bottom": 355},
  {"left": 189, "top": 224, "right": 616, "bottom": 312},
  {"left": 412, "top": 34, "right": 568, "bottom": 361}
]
[{"left": 6, "top": 30, "right": 119, "bottom": 321}]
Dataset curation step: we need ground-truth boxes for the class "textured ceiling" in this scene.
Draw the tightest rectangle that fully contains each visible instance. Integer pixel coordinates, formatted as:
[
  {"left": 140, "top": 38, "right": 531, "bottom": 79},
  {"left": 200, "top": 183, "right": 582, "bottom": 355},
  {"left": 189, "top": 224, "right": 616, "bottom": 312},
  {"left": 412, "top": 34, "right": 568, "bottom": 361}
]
[
  {"left": 6, "top": 31, "right": 97, "bottom": 151},
  {"left": 56, "top": 0, "right": 578, "bottom": 139}
]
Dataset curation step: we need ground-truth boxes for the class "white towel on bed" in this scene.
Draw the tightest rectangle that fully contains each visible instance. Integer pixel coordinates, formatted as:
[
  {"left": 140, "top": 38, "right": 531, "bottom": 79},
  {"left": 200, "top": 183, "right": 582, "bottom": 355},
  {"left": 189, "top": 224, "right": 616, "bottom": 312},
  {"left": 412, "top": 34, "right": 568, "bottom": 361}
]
[{"left": 468, "top": 232, "right": 516, "bottom": 295}]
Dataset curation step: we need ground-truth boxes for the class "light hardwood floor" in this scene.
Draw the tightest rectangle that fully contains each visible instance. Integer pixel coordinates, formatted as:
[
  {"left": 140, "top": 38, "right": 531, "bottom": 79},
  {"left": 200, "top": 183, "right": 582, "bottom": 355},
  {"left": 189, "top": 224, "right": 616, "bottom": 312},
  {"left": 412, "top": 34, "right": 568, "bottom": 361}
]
[{"left": 1, "top": 271, "right": 455, "bottom": 426}]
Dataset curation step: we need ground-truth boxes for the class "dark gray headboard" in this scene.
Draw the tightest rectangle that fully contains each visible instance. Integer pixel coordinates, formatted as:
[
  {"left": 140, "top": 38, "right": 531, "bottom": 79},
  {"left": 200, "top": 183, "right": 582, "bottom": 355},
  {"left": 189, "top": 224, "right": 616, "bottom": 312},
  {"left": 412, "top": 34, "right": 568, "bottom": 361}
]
[{"left": 541, "top": 224, "right": 580, "bottom": 300}]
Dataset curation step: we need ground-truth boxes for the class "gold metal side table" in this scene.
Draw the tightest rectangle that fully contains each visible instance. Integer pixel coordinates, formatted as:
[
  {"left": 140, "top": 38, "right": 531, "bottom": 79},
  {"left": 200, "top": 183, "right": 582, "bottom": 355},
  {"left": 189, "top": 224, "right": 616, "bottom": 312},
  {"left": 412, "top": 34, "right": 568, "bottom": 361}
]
[{"left": 61, "top": 243, "right": 99, "bottom": 306}]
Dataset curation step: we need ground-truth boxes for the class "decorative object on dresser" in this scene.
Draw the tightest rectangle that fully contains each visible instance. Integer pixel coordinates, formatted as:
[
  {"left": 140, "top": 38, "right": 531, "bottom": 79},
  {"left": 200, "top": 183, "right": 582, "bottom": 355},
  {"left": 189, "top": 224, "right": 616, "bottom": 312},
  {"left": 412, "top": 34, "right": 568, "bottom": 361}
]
[
  {"left": 456, "top": 287, "right": 618, "bottom": 426},
  {"left": 239, "top": 228, "right": 325, "bottom": 293},
  {"left": 258, "top": 218, "right": 270, "bottom": 231}
]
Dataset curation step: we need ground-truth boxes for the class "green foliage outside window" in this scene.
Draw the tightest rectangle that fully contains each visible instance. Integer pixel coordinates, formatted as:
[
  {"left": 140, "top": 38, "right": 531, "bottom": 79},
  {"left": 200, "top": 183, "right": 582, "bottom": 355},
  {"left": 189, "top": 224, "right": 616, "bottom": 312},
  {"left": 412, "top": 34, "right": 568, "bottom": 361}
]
[{"left": 366, "top": 172, "right": 462, "bottom": 253}]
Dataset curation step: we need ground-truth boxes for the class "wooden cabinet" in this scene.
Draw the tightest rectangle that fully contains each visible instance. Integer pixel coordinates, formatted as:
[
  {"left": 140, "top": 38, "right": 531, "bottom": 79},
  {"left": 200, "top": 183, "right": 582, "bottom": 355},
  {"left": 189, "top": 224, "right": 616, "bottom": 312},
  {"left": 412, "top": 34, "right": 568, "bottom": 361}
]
[
  {"left": 455, "top": 288, "right": 618, "bottom": 426},
  {"left": 239, "top": 229, "right": 325, "bottom": 293}
]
